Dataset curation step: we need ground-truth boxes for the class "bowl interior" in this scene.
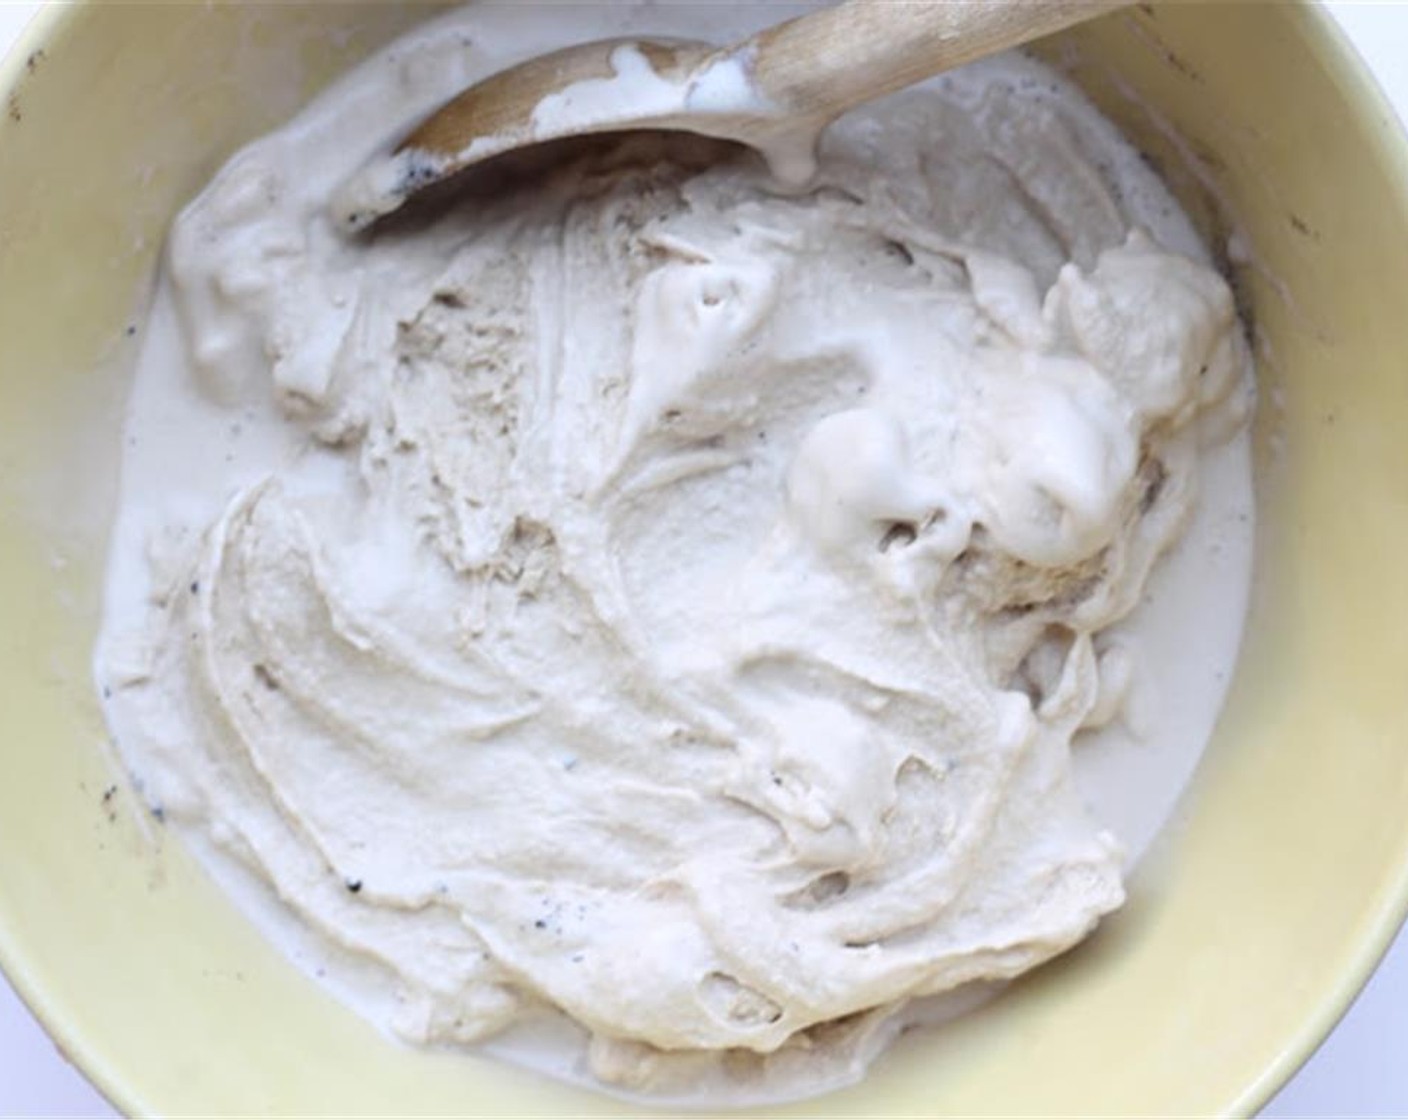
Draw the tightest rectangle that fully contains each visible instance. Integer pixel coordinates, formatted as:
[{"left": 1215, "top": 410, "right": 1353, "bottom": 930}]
[{"left": 2, "top": 2, "right": 1408, "bottom": 1114}]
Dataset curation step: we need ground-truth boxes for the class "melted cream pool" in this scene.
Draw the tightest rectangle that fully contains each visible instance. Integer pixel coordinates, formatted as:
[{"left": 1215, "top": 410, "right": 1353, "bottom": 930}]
[{"left": 95, "top": 1, "right": 1254, "bottom": 1105}]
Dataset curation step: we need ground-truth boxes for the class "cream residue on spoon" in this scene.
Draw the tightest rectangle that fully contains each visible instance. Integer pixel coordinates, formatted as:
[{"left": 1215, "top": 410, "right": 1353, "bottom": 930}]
[
  {"left": 331, "top": 36, "right": 815, "bottom": 233},
  {"left": 96, "top": 1, "right": 1254, "bottom": 1105}
]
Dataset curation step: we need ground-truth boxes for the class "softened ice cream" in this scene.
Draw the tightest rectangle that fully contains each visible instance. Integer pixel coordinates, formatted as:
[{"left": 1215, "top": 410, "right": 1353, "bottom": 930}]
[{"left": 96, "top": 1, "right": 1254, "bottom": 1103}]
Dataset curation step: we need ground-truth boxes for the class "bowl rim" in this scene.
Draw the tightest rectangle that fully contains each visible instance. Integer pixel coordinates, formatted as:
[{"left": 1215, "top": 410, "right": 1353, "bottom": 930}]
[
  {"left": 0, "top": 6, "right": 131, "bottom": 1112},
  {"left": 2, "top": 2, "right": 1408, "bottom": 1116},
  {"left": 1224, "top": 10, "right": 1408, "bottom": 1112}
]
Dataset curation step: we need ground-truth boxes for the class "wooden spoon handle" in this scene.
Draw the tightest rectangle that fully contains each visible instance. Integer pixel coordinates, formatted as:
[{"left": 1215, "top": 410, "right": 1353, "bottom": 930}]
[{"left": 752, "top": 0, "right": 1130, "bottom": 122}]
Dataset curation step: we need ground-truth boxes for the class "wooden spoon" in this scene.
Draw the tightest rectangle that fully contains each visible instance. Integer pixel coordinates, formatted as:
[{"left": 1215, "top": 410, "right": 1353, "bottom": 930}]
[{"left": 334, "top": 0, "right": 1128, "bottom": 231}]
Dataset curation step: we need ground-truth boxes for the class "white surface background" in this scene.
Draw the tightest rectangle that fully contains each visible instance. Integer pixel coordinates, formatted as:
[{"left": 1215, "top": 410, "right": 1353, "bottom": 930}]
[{"left": 2, "top": 2, "right": 1407, "bottom": 1115}]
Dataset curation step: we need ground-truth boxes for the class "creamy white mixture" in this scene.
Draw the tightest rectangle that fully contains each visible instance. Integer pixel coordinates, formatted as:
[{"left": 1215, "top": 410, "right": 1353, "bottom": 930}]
[{"left": 96, "top": 2, "right": 1254, "bottom": 1104}]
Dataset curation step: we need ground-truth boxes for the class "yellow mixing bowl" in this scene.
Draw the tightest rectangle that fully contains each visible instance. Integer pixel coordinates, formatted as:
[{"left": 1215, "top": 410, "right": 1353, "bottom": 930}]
[{"left": 3, "top": 3, "right": 1407, "bottom": 1114}]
